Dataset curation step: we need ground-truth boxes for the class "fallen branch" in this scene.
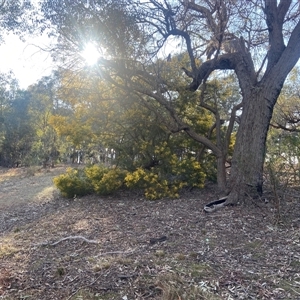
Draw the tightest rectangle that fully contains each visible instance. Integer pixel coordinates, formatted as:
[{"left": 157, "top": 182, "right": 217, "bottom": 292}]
[{"left": 33, "top": 235, "right": 99, "bottom": 247}]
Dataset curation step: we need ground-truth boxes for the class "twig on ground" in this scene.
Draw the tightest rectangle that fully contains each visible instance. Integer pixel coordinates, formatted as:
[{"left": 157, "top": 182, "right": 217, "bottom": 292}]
[{"left": 33, "top": 235, "right": 99, "bottom": 247}]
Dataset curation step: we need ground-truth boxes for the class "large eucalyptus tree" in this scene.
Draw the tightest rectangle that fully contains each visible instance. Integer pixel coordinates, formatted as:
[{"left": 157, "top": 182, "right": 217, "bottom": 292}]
[{"left": 39, "top": 0, "right": 300, "bottom": 204}]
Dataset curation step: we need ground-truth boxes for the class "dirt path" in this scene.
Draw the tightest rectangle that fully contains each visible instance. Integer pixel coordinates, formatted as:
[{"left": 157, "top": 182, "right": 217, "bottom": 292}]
[{"left": 0, "top": 166, "right": 66, "bottom": 209}]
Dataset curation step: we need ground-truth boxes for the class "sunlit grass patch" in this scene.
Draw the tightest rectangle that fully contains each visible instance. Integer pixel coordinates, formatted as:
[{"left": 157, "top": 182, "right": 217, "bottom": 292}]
[
  {"left": 0, "top": 168, "right": 22, "bottom": 183},
  {"left": 0, "top": 237, "right": 19, "bottom": 259},
  {"left": 89, "top": 255, "right": 134, "bottom": 272},
  {"left": 155, "top": 271, "right": 222, "bottom": 300},
  {"left": 36, "top": 186, "right": 56, "bottom": 199}
]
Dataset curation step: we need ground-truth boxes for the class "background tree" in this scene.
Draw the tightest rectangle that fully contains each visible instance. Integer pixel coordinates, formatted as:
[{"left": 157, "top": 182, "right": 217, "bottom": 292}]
[
  {"left": 0, "top": 73, "right": 18, "bottom": 155},
  {"left": 267, "top": 67, "right": 300, "bottom": 186},
  {"left": 49, "top": 69, "right": 109, "bottom": 164},
  {"left": 27, "top": 73, "right": 61, "bottom": 167},
  {"left": 0, "top": 90, "right": 35, "bottom": 167}
]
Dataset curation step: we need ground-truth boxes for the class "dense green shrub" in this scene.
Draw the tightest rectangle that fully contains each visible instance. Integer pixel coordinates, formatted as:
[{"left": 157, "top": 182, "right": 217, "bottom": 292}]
[
  {"left": 53, "top": 167, "right": 92, "bottom": 198},
  {"left": 125, "top": 160, "right": 205, "bottom": 200},
  {"left": 54, "top": 165, "right": 128, "bottom": 198},
  {"left": 125, "top": 143, "right": 206, "bottom": 200},
  {"left": 84, "top": 164, "right": 108, "bottom": 189},
  {"left": 86, "top": 165, "right": 128, "bottom": 195},
  {"left": 54, "top": 146, "right": 206, "bottom": 200}
]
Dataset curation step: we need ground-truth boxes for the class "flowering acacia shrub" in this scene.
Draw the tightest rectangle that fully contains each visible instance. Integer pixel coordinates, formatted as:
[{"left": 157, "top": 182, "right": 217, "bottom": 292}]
[
  {"left": 54, "top": 165, "right": 127, "bottom": 198},
  {"left": 53, "top": 167, "right": 93, "bottom": 198},
  {"left": 54, "top": 144, "right": 206, "bottom": 200},
  {"left": 86, "top": 165, "right": 128, "bottom": 195},
  {"left": 125, "top": 160, "right": 205, "bottom": 200},
  {"left": 125, "top": 143, "right": 206, "bottom": 200}
]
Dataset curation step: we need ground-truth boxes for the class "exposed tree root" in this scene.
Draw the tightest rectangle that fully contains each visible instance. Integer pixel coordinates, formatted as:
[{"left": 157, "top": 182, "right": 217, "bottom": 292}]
[{"left": 203, "top": 196, "right": 227, "bottom": 212}]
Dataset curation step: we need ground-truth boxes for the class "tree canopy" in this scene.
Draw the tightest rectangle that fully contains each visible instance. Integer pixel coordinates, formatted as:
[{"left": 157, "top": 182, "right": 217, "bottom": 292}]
[{"left": 0, "top": 0, "right": 33, "bottom": 42}]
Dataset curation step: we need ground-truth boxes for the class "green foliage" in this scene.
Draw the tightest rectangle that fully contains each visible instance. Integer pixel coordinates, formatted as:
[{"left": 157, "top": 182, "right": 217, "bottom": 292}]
[
  {"left": 0, "top": 1, "right": 32, "bottom": 40},
  {"left": 54, "top": 165, "right": 127, "bottom": 198},
  {"left": 125, "top": 168, "right": 174, "bottom": 200},
  {"left": 266, "top": 68, "right": 300, "bottom": 186},
  {"left": 85, "top": 165, "right": 127, "bottom": 195},
  {"left": 54, "top": 145, "right": 205, "bottom": 200},
  {"left": 41, "top": 0, "right": 142, "bottom": 62},
  {"left": 84, "top": 164, "right": 108, "bottom": 184},
  {"left": 0, "top": 90, "right": 37, "bottom": 167},
  {"left": 27, "top": 74, "right": 61, "bottom": 167},
  {"left": 53, "top": 167, "right": 93, "bottom": 198},
  {"left": 125, "top": 142, "right": 206, "bottom": 200}
]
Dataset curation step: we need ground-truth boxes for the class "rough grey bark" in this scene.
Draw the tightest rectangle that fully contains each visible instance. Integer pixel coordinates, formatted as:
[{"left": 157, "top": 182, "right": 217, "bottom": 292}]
[
  {"left": 216, "top": 154, "right": 227, "bottom": 191},
  {"left": 227, "top": 89, "right": 277, "bottom": 202}
]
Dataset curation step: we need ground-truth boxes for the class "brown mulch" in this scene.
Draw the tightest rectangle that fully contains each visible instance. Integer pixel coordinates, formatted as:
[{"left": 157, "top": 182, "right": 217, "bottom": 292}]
[{"left": 1, "top": 168, "right": 300, "bottom": 299}]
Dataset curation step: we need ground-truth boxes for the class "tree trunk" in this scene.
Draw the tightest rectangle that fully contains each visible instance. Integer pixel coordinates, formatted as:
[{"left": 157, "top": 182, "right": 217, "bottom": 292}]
[
  {"left": 216, "top": 153, "right": 227, "bottom": 191},
  {"left": 227, "top": 86, "right": 279, "bottom": 203}
]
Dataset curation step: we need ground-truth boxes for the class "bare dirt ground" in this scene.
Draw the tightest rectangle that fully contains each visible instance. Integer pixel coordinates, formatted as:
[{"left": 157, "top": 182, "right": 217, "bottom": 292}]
[
  {"left": 1, "top": 166, "right": 300, "bottom": 299},
  {"left": 0, "top": 166, "right": 63, "bottom": 209}
]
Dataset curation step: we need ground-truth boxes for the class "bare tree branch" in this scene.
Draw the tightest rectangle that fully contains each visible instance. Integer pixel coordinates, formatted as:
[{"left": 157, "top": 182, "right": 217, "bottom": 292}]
[{"left": 264, "top": 0, "right": 290, "bottom": 70}]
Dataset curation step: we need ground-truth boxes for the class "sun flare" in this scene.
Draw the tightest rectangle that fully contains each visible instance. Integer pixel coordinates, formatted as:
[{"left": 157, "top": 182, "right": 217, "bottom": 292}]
[{"left": 81, "top": 43, "right": 100, "bottom": 65}]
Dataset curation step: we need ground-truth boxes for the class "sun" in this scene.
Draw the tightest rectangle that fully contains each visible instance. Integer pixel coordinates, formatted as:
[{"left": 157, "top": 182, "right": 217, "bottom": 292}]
[{"left": 80, "top": 43, "right": 100, "bottom": 65}]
